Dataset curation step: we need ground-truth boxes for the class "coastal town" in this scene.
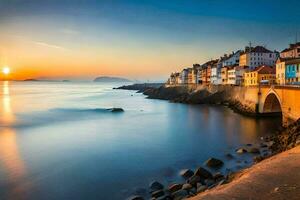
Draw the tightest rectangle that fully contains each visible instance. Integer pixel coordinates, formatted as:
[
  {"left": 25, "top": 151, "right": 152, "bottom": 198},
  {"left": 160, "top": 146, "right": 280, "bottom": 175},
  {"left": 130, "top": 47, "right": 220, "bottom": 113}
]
[{"left": 167, "top": 42, "right": 300, "bottom": 87}]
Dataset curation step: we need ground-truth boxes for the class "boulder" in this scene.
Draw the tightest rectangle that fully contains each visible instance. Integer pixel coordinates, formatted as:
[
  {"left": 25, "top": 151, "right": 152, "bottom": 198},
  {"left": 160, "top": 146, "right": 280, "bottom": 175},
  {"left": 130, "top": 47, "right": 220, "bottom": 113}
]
[
  {"left": 127, "top": 195, "right": 145, "bottom": 200},
  {"left": 182, "top": 183, "right": 193, "bottom": 191},
  {"left": 205, "top": 158, "right": 224, "bottom": 168},
  {"left": 204, "top": 179, "right": 215, "bottom": 187},
  {"left": 149, "top": 181, "right": 164, "bottom": 191},
  {"left": 253, "top": 156, "right": 264, "bottom": 163},
  {"left": 109, "top": 108, "right": 124, "bottom": 112},
  {"left": 213, "top": 172, "right": 224, "bottom": 182},
  {"left": 168, "top": 183, "right": 182, "bottom": 193},
  {"left": 248, "top": 147, "right": 260, "bottom": 154},
  {"left": 187, "top": 175, "right": 202, "bottom": 186},
  {"left": 236, "top": 148, "right": 247, "bottom": 154},
  {"left": 179, "top": 169, "right": 194, "bottom": 179},
  {"left": 151, "top": 190, "right": 164, "bottom": 198},
  {"left": 172, "top": 189, "right": 189, "bottom": 200},
  {"left": 194, "top": 167, "right": 213, "bottom": 179},
  {"left": 196, "top": 185, "right": 207, "bottom": 193}
]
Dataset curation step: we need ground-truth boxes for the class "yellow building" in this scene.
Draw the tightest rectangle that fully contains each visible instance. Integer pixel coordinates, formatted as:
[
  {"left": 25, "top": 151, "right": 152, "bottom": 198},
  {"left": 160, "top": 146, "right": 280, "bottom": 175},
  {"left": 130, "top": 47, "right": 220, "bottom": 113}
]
[
  {"left": 244, "top": 65, "right": 276, "bottom": 86},
  {"left": 276, "top": 58, "right": 286, "bottom": 85}
]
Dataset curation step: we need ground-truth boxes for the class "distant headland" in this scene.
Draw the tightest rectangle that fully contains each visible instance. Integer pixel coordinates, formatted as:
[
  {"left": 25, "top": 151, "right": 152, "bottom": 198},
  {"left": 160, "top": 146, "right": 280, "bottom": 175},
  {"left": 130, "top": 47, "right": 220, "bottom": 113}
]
[{"left": 93, "top": 76, "right": 132, "bottom": 82}]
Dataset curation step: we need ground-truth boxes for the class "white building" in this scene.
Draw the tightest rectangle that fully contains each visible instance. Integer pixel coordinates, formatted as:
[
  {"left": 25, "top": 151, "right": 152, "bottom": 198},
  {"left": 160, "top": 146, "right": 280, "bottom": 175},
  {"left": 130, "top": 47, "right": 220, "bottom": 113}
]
[
  {"left": 227, "top": 65, "right": 249, "bottom": 85},
  {"left": 222, "top": 51, "right": 241, "bottom": 67},
  {"left": 239, "top": 46, "right": 279, "bottom": 70},
  {"left": 180, "top": 69, "right": 188, "bottom": 84}
]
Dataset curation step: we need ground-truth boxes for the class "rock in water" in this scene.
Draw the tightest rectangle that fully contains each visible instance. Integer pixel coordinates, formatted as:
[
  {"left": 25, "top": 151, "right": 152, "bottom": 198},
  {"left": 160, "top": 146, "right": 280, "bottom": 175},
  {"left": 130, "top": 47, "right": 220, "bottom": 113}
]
[
  {"left": 197, "top": 185, "right": 207, "bottom": 193},
  {"left": 236, "top": 148, "right": 248, "bottom": 154},
  {"left": 179, "top": 169, "right": 194, "bottom": 179},
  {"left": 168, "top": 184, "right": 182, "bottom": 193},
  {"left": 172, "top": 189, "right": 189, "bottom": 199},
  {"left": 205, "top": 158, "right": 224, "bottom": 168},
  {"left": 149, "top": 181, "right": 164, "bottom": 191},
  {"left": 194, "top": 167, "right": 213, "bottom": 179},
  {"left": 248, "top": 147, "right": 260, "bottom": 154},
  {"left": 182, "top": 183, "right": 193, "bottom": 191},
  {"left": 108, "top": 108, "right": 124, "bottom": 112},
  {"left": 187, "top": 175, "right": 201, "bottom": 186},
  {"left": 151, "top": 190, "right": 164, "bottom": 198}
]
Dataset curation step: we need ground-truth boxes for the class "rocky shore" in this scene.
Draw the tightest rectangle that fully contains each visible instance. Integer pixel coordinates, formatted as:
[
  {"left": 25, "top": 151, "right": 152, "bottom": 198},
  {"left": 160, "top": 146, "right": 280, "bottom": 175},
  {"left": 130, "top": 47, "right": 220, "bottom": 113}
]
[
  {"left": 118, "top": 84, "right": 300, "bottom": 200},
  {"left": 114, "top": 83, "right": 163, "bottom": 93},
  {"left": 126, "top": 120, "right": 300, "bottom": 200}
]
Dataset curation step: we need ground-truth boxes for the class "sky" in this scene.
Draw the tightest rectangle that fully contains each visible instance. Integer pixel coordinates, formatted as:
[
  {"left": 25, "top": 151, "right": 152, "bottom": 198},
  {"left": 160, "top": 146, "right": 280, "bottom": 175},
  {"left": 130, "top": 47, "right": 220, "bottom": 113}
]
[{"left": 0, "top": 0, "right": 300, "bottom": 81}]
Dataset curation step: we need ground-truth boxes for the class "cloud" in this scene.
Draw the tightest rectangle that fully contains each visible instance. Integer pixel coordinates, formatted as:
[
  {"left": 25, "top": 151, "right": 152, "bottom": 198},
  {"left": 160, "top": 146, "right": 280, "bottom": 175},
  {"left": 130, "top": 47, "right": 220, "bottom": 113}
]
[{"left": 33, "top": 41, "right": 67, "bottom": 50}]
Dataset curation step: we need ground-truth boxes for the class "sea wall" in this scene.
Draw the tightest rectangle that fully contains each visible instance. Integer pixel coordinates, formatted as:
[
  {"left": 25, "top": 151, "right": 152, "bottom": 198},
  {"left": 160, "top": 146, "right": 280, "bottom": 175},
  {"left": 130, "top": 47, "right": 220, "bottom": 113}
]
[{"left": 143, "top": 84, "right": 260, "bottom": 116}]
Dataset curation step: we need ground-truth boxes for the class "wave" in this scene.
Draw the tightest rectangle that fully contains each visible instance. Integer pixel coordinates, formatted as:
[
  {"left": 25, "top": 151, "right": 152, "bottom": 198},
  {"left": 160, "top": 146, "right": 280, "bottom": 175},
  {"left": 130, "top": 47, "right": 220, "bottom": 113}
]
[{"left": 0, "top": 107, "right": 124, "bottom": 129}]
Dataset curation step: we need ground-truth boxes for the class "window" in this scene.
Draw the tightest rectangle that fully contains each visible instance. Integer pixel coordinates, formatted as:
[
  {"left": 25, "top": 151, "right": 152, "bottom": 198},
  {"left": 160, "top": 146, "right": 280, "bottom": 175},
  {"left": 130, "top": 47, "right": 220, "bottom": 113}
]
[{"left": 269, "top": 54, "right": 272, "bottom": 58}]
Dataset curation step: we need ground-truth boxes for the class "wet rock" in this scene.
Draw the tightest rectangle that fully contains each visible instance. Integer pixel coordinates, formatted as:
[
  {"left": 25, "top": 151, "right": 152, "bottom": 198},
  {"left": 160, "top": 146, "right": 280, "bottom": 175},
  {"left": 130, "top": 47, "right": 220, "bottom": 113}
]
[
  {"left": 187, "top": 175, "right": 201, "bottom": 186},
  {"left": 205, "top": 158, "right": 224, "bottom": 168},
  {"left": 253, "top": 155, "right": 264, "bottom": 163},
  {"left": 213, "top": 172, "right": 225, "bottom": 182},
  {"left": 246, "top": 143, "right": 252, "bottom": 146},
  {"left": 168, "top": 184, "right": 182, "bottom": 193},
  {"left": 182, "top": 183, "right": 193, "bottom": 191},
  {"left": 248, "top": 147, "right": 260, "bottom": 154},
  {"left": 194, "top": 167, "right": 213, "bottom": 179},
  {"left": 149, "top": 181, "right": 164, "bottom": 191},
  {"left": 217, "top": 179, "right": 227, "bottom": 186},
  {"left": 151, "top": 190, "right": 164, "bottom": 198},
  {"left": 108, "top": 107, "right": 124, "bottom": 112},
  {"left": 204, "top": 179, "right": 215, "bottom": 187},
  {"left": 127, "top": 195, "right": 145, "bottom": 200},
  {"left": 179, "top": 169, "right": 194, "bottom": 179},
  {"left": 236, "top": 148, "right": 247, "bottom": 154},
  {"left": 172, "top": 189, "right": 189, "bottom": 199},
  {"left": 197, "top": 185, "right": 207, "bottom": 193}
]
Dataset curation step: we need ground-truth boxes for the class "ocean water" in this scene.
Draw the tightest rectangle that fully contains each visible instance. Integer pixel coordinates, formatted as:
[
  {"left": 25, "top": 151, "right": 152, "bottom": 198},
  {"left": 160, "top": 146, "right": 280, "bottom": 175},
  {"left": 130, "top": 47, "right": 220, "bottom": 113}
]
[{"left": 0, "top": 81, "right": 281, "bottom": 200}]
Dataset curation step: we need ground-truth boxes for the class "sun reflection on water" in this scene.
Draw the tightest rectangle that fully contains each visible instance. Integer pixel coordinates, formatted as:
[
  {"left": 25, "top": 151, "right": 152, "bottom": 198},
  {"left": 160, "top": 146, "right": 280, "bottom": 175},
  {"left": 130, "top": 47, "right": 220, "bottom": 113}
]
[{"left": 0, "top": 81, "right": 27, "bottom": 199}]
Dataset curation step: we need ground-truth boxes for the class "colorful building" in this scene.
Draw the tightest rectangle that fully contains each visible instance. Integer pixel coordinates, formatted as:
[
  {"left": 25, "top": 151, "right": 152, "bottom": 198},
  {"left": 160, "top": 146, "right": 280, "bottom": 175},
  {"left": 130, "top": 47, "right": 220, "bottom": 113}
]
[
  {"left": 280, "top": 42, "right": 300, "bottom": 58},
  {"left": 276, "top": 58, "right": 286, "bottom": 85},
  {"left": 244, "top": 65, "right": 276, "bottom": 86},
  {"left": 227, "top": 65, "right": 248, "bottom": 85},
  {"left": 239, "top": 46, "right": 279, "bottom": 70},
  {"left": 285, "top": 58, "right": 300, "bottom": 84}
]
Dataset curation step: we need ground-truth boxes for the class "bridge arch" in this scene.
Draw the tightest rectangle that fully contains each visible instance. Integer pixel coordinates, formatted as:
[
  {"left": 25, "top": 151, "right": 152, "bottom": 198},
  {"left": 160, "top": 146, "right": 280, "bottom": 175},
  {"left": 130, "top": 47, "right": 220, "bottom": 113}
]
[{"left": 262, "top": 92, "right": 282, "bottom": 113}]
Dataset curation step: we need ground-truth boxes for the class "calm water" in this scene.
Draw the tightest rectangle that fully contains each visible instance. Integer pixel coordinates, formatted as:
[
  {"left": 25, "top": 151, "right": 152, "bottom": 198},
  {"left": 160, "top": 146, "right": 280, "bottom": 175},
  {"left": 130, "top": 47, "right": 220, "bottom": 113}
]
[{"left": 0, "top": 81, "right": 281, "bottom": 200}]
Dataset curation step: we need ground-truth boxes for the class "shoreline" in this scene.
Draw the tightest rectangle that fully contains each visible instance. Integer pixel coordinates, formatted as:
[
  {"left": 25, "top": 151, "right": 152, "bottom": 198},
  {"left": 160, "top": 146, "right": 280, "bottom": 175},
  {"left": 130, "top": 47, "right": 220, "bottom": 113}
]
[
  {"left": 117, "top": 84, "right": 300, "bottom": 200},
  {"left": 189, "top": 145, "right": 300, "bottom": 200}
]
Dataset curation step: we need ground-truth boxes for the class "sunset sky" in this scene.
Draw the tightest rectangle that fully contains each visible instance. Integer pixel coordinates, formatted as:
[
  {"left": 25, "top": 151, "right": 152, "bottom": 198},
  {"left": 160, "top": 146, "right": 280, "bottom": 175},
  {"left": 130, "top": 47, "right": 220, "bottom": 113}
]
[{"left": 0, "top": 0, "right": 300, "bottom": 81}]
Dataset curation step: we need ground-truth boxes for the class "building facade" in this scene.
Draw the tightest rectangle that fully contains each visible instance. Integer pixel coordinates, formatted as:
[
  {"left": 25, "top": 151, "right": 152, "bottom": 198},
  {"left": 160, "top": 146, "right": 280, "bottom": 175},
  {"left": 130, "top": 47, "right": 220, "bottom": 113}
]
[
  {"left": 285, "top": 58, "right": 300, "bottom": 84},
  {"left": 244, "top": 65, "right": 276, "bottom": 86},
  {"left": 276, "top": 58, "right": 286, "bottom": 85},
  {"left": 280, "top": 42, "right": 300, "bottom": 58},
  {"left": 239, "top": 46, "right": 279, "bottom": 70}
]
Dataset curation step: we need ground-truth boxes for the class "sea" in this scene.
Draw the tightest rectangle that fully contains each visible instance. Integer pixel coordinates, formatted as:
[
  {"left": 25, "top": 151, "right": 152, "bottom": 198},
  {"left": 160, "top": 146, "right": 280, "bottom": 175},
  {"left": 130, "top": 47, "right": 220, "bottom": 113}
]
[{"left": 0, "top": 81, "right": 281, "bottom": 200}]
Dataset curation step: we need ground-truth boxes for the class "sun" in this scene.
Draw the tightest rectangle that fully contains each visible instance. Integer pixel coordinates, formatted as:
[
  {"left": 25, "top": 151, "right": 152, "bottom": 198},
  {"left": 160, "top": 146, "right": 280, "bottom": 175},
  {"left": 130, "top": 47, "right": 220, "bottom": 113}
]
[{"left": 2, "top": 67, "right": 10, "bottom": 75}]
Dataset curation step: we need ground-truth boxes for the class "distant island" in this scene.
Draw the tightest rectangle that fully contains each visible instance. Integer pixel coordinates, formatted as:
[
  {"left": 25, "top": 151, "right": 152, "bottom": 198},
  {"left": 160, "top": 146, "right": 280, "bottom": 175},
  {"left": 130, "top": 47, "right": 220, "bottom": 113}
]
[{"left": 93, "top": 76, "right": 132, "bottom": 82}]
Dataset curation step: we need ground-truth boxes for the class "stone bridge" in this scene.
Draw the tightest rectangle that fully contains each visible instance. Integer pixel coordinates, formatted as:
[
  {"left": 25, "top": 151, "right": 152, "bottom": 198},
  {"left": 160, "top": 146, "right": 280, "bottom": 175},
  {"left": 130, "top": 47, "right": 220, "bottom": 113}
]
[{"left": 240, "top": 85, "right": 300, "bottom": 126}]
